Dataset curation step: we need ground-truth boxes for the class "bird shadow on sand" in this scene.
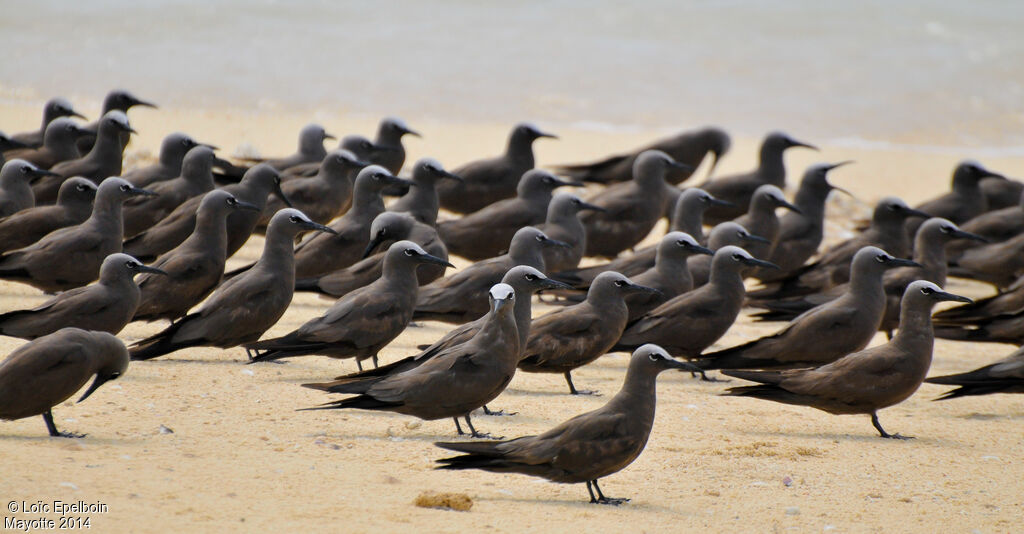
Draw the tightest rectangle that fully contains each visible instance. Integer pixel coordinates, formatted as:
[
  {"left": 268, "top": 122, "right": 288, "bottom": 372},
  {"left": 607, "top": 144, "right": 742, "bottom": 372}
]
[{"left": 734, "top": 428, "right": 956, "bottom": 447}]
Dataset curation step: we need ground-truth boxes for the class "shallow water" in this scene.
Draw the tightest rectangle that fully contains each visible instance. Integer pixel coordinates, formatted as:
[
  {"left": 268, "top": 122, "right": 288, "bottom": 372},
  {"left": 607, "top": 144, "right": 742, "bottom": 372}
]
[{"left": 2, "top": 0, "right": 1023, "bottom": 148}]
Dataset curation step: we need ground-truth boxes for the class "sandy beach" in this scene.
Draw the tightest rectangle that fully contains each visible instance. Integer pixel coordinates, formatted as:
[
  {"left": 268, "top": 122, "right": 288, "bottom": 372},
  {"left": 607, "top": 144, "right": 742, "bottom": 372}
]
[{"left": 0, "top": 99, "right": 1022, "bottom": 533}]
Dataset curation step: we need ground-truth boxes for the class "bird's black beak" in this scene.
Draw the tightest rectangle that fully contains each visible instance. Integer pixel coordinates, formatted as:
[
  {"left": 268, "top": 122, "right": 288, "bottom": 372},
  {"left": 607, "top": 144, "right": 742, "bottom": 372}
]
[
  {"left": 27, "top": 168, "right": 61, "bottom": 180},
  {"left": 274, "top": 181, "right": 293, "bottom": 208},
  {"left": 788, "top": 138, "right": 818, "bottom": 150},
  {"left": 664, "top": 357, "right": 704, "bottom": 373},
  {"left": 418, "top": 253, "right": 456, "bottom": 268},
  {"left": 540, "top": 277, "right": 573, "bottom": 290},
  {"left": 668, "top": 160, "right": 695, "bottom": 173},
  {"left": 131, "top": 98, "right": 158, "bottom": 109},
  {"left": 627, "top": 283, "right": 662, "bottom": 295},
  {"left": 980, "top": 168, "right": 1006, "bottom": 180},
  {"left": 903, "top": 207, "right": 931, "bottom": 219},
  {"left": 536, "top": 131, "right": 558, "bottom": 139},
  {"left": 299, "top": 220, "right": 336, "bottom": 234},
  {"left": 542, "top": 236, "right": 572, "bottom": 249},
  {"left": 887, "top": 257, "right": 922, "bottom": 268},
  {"left": 131, "top": 186, "right": 158, "bottom": 197},
  {"left": 77, "top": 375, "right": 111, "bottom": 403},
  {"left": 212, "top": 156, "right": 235, "bottom": 169},
  {"left": 778, "top": 199, "right": 802, "bottom": 214},
  {"left": 578, "top": 201, "right": 607, "bottom": 213},
  {"left": 323, "top": 133, "right": 337, "bottom": 141},
  {"left": 403, "top": 127, "right": 421, "bottom": 138},
  {"left": 441, "top": 170, "right": 464, "bottom": 183},
  {"left": 932, "top": 290, "right": 973, "bottom": 304},
  {"left": 493, "top": 296, "right": 511, "bottom": 313},
  {"left": 385, "top": 176, "right": 417, "bottom": 189},
  {"left": 826, "top": 160, "right": 855, "bottom": 172},
  {"left": 709, "top": 197, "right": 736, "bottom": 208},
  {"left": 741, "top": 257, "right": 780, "bottom": 269},
  {"left": 362, "top": 234, "right": 387, "bottom": 258},
  {"left": 686, "top": 242, "right": 715, "bottom": 256},
  {"left": 69, "top": 110, "right": 87, "bottom": 120},
  {"left": 742, "top": 233, "right": 771, "bottom": 245},
  {"left": 232, "top": 199, "right": 262, "bottom": 212},
  {"left": 952, "top": 229, "right": 988, "bottom": 243},
  {"left": 136, "top": 264, "right": 169, "bottom": 276},
  {"left": 554, "top": 177, "right": 585, "bottom": 188}
]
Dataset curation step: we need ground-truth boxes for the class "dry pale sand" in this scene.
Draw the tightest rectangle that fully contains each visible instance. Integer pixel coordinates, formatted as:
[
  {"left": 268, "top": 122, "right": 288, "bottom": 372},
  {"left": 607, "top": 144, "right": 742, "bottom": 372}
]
[{"left": 0, "top": 99, "right": 1022, "bottom": 533}]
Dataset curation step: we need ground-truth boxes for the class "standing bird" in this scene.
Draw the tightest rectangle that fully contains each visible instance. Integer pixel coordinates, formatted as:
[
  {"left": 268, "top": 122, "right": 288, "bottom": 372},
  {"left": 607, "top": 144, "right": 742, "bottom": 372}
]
[
  {"left": 121, "top": 145, "right": 218, "bottom": 237},
  {"left": 926, "top": 348, "right": 1024, "bottom": 400},
  {"left": 554, "top": 126, "right": 731, "bottom": 185},
  {"left": 279, "top": 135, "right": 385, "bottom": 180},
  {"left": 0, "top": 178, "right": 96, "bottom": 255},
  {"left": 128, "top": 209, "right": 335, "bottom": 361},
  {"left": 7, "top": 97, "right": 85, "bottom": 149},
  {"left": 518, "top": 272, "right": 660, "bottom": 395},
  {"left": 132, "top": 191, "right": 261, "bottom": 323},
  {"left": 4, "top": 118, "right": 93, "bottom": 169},
  {"left": 292, "top": 165, "right": 413, "bottom": 279},
  {"left": 946, "top": 189, "right": 1024, "bottom": 262},
  {"left": 243, "top": 123, "right": 335, "bottom": 172},
  {"left": 439, "top": 170, "right": 580, "bottom": 261},
  {"left": 124, "top": 164, "right": 289, "bottom": 262},
  {"left": 302, "top": 283, "right": 520, "bottom": 438},
  {"left": 730, "top": 184, "right": 801, "bottom": 262},
  {"left": 76, "top": 89, "right": 156, "bottom": 152},
  {"left": 688, "top": 222, "right": 770, "bottom": 287},
  {"left": 904, "top": 160, "right": 1005, "bottom": 238},
  {"left": 757, "top": 162, "right": 852, "bottom": 280},
  {"left": 980, "top": 175, "right": 1023, "bottom": 211},
  {"left": 698, "top": 131, "right": 817, "bottom": 224},
  {"left": 0, "top": 159, "right": 59, "bottom": 217},
  {"left": 122, "top": 132, "right": 204, "bottom": 187},
  {"left": 438, "top": 123, "right": 557, "bottom": 214},
  {"left": 370, "top": 117, "right": 419, "bottom": 175},
  {"left": 247, "top": 241, "right": 453, "bottom": 369},
  {"left": 41, "top": 111, "right": 135, "bottom": 202},
  {"left": 414, "top": 227, "right": 568, "bottom": 324},
  {"left": 698, "top": 247, "right": 920, "bottom": 371},
  {"left": 0, "top": 254, "right": 164, "bottom": 339},
  {"left": 581, "top": 150, "right": 693, "bottom": 258},
  {"left": 388, "top": 158, "right": 463, "bottom": 226},
  {"left": 257, "top": 149, "right": 368, "bottom": 229},
  {"left": 0, "top": 328, "right": 128, "bottom": 438},
  {"left": 623, "top": 232, "right": 713, "bottom": 320},
  {"left": 0, "top": 178, "right": 154, "bottom": 293},
  {"left": 435, "top": 344, "right": 699, "bottom": 505},
  {"left": 614, "top": 247, "right": 777, "bottom": 366},
  {"left": 948, "top": 230, "right": 1024, "bottom": 290},
  {"left": 537, "top": 193, "right": 606, "bottom": 273},
  {"left": 724, "top": 281, "right": 972, "bottom": 439}
]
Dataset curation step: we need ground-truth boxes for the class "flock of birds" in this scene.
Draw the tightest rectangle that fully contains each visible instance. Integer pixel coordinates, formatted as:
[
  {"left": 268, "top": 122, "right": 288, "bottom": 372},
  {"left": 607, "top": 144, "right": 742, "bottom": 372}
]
[{"left": 0, "top": 89, "right": 1022, "bottom": 505}]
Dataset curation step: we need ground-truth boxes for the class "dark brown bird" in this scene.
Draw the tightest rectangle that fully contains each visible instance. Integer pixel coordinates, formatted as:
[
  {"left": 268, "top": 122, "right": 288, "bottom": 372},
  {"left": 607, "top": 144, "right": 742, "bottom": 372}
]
[
  {"left": 0, "top": 178, "right": 154, "bottom": 293},
  {"left": 132, "top": 190, "right": 261, "bottom": 323},
  {"left": 129, "top": 209, "right": 334, "bottom": 361},
  {"left": 437, "top": 123, "right": 557, "bottom": 214},
  {"left": 257, "top": 149, "right": 368, "bottom": 230},
  {"left": 537, "top": 193, "right": 606, "bottom": 273},
  {"left": 76, "top": 90, "right": 156, "bottom": 152},
  {"left": 518, "top": 272, "right": 660, "bottom": 395},
  {"left": 731, "top": 184, "right": 801, "bottom": 262},
  {"left": 439, "top": 170, "right": 580, "bottom": 261},
  {"left": 302, "top": 283, "right": 520, "bottom": 438},
  {"left": 904, "top": 160, "right": 1006, "bottom": 238},
  {"left": 980, "top": 176, "right": 1023, "bottom": 211},
  {"left": 124, "top": 164, "right": 289, "bottom": 263},
  {"left": 370, "top": 117, "right": 419, "bottom": 175},
  {"left": 724, "top": 281, "right": 972, "bottom": 439},
  {"left": 241, "top": 123, "right": 335, "bottom": 171},
  {"left": 122, "top": 145, "right": 218, "bottom": 238},
  {"left": 0, "top": 253, "right": 164, "bottom": 339},
  {"left": 623, "top": 232, "right": 713, "bottom": 321},
  {"left": 122, "top": 132, "right": 204, "bottom": 188},
  {"left": 388, "top": 158, "right": 463, "bottom": 227},
  {"left": 291, "top": 166, "right": 413, "bottom": 280},
  {"left": 7, "top": 97, "right": 85, "bottom": 149},
  {"left": 414, "top": 227, "right": 568, "bottom": 324},
  {"left": 4, "top": 118, "right": 92, "bottom": 169},
  {"left": 614, "top": 247, "right": 777, "bottom": 363},
  {"left": 698, "top": 131, "right": 816, "bottom": 224},
  {"left": 946, "top": 189, "right": 1024, "bottom": 262},
  {"left": 39, "top": 111, "right": 135, "bottom": 203},
  {"left": 949, "top": 231, "right": 1024, "bottom": 290},
  {"left": 247, "top": 241, "right": 453, "bottom": 369},
  {"left": 581, "top": 150, "right": 693, "bottom": 258},
  {"left": 688, "top": 222, "right": 770, "bottom": 287},
  {"left": 933, "top": 275, "right": 1024, "bottom": 325},
  {"left": 278, "top": 135, "right": 385, "bottom": 180},
  {"left": 0, "top": 328, "right": 128, "bottom": 438},
  {"left": 435, "top": 344, "right": 698, "bottom": 505},
  {"left": 926, "top": 347, "right": 1024, "bottom": 400},
  {"left": 0, "top": 177, "right": 96, "bottom": 255},
  {"left": 554, "top": 127, "right": 730, "bottom": 185},
  {"left": 699, "top": 247, "right": 919, "bottom": 371},
  {"left": 295, "top": 211, "right": 448, "bottom": 298},
  {"left": 0, "top": 159, "right": 59, "bottom": 217}
]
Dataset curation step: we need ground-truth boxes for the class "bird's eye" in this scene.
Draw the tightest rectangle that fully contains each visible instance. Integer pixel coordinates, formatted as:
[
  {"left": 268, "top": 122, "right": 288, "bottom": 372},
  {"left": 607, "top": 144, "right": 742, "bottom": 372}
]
[
  {"left": 289, "top": 215, "right": 301, "bottom": 223},
  {"left": 65, "top": 124, "right": 75, "bottom": 131},
  {"left": 920, "top": 286, "right": 934, "bottom": 295},
  {"left": 875, "top": 254, "right": 887, "bottom": 263},
  {"left": 736, "top": 231, "right": 746, "bottom": 238},
  {"left": 404, "top": 249, "right": 416, "bottom": 256},
  {"left": 543, "top": 176, "right": 553, "bottom": 183},
  {"left": 940, "top": 225, "right": 954, "bottom": 234},
  {"left": 535, "top": 235, "right": 544, "bottom": 242},
  {"left": 19, "top": 166, "right": 29, "bottom": 174},
  {"left": 525, "top": 274, "right": 537, "bottom": 281},
  {"left": 109, "top": 372, "right": 121, "bottom": 380},
  {"left": 677, "top": 240, "right": 688, "bottom": 247},
  {"left": 181, "top": 139, "right": 190, "bottom": 146},
  {"left": 120, "top": 184, "right": 131, "bottom": 192},
  {"left": 274, "top": 177, "right": 281, "bottom": 184},
  {"left": 614, "top": 279, "right": 627, "bottom": 287},
  {"left": 361, "top": 141, "right": 372, "bottom": 149},
  {"left": 732, "top": 253, "right": 743, "bottom": 261},
  {"left": 648, "top": 353, "right": 659, "bottom": 362},
  {"left": 76, "top": 184, "right": 88, "bottom": 191},
  {"left": 226, "top": 197, "right": 238, "bottom": 205},
  {"left": 887, "top": 203, "right": 899, "bottom": 211},
  {"left": 125, "top": 261, "right": 135, "bottom": 269}
]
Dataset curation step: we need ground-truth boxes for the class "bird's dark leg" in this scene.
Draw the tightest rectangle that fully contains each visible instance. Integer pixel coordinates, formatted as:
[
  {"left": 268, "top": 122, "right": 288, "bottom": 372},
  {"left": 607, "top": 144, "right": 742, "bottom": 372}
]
[
  {"left": 871, "top": 412, "right": 913, "bottom": 440},
  {"left": 694, "top": 369, "right": 728, "bottom": 382},
  {"left": 42, "top": 411, "right": 84, "bottom": 439},
  {"left": 463, "top": 414, "right": 501, "bottom": 440},
  {"left": 591, "top": 479, "right": 629, "bottom": 505},
  {"left": 245, "top": 348, "right": 257, "bottom": 361},
  {"left": 885, "top": 330, "right": 893, "bottom": 341},
  {"left": 372, "top": 355, "right": 379, "bottom": 369},
  {"left": 586, "top": 481, "right": 598, "bottom": 504},
  {"left": 356, "top": 359, "right": 364, "bottom": 372},
  {"left": 453, "top": 417, "right": 465, "bottom": 435},
  {"left": 565, "top": 372, "right": 598, "bottom": 396},
  {"left": 482, "top": 405, "right": 516, "bottom": 416}
]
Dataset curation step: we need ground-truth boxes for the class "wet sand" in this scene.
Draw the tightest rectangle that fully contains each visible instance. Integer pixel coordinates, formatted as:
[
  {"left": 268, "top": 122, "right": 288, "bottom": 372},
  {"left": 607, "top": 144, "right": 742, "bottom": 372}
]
[{"left": 0, "top": 101, "right": 1021, "bottom": 532}]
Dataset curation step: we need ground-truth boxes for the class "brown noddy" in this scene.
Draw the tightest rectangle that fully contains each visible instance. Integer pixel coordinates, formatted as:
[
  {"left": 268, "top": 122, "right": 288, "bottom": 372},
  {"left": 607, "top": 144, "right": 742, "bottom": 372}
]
[
  {"left": 122, "top": 132, "right": 204, "bottom": 187},
  {"left": 414, "top": 227, "right": 569, "bottom": 324},
  {"left": 0, "top": 177, "right": 154, "bottom": 293},
  {"left": 518, "top": 272, "right": 662, "bottom": 395},
  {"left": 699, "top": 247, "right": 920, "bottom": 371},
  {"left": 748, "top": 197, "right": 929, "bottom": 300},
  {"left": 688, "top": 222, "right": 771, "bottom": 287},
  {"left": 435, "top": 344, "right": 698, "bottom": 504},
  {"left": 980, "top": 175, "right": 1023, "bottom": 211},
  {"left": 4, "top": 118, "right": 92, "bottom": 169},
  {"left": 0, "top": 253, "right": 164, "bottom": 339},
  {"left": 244, "top": 123, "right": 335, "bottom": 171},
  {"left": 613, "top": 246, "right": 778, "bottom": 364},
  {"left": 388, "top": 158, "right": 463, "bottom": 226},
  {"left": 905, "top": 160, "right": 1005, "bottom": 238},
  {"left": 933, "top": 275, "right": 1024, "bottom": 325},
  {"left": 948, "top": 229, "right": 1024, "bottom": 290},
  {"left": 128, "top": 208, "right": 335, "bottom": 361},
  {"left": 698, "top": 131, "right": 816, "bottom": 224},
  {"left": 247, "top": 241, "right": 453, "bottom": 369},
  {"left": 302, "top": 283, "right": 519, "bottom": 438},
  {"left": 439, "top": 169, "right": 581, "bottom": 261},
  {"left": 257, "top": 149, "right": 368, "bottom": 230},
  {"left": 756, "top": 162, "right": 853, "bottom": 281},
  {"left": 437, "top": 123, "right": 557, "bottom": 214},
  {"left": 132, "top": 190, "right": 261, "bottom": 322},
  {"left": 0, "top": 328, "right": 128, "bottom": 438},
  {"left": 581, "top": 150, "right": 693, "bottom": 258},
  {"left": 622, "top": 232, "right": 714, "bottom": 320},
  {"left": 731, "top": 184, "right": 802, "bottom": 262},
  {"left": 371, "top": 117, "right": 419, "bottom": 175},
  {"left": 926, "top": 347, "right": 1024, "bottom": 399},
  {"left": 40, "top": 111, "right": 135, "bottom": 203},
  {"left": 8, "top": 97, "right": 85, "bottom": 149},
  {"left": 0, "top": 178, "right": 96, "bottom": 255},
  {"left": 554, "top": 127, "right": 731, "bottom": 185},
  {"left": 76, "top": 90, "right": 156, "bottom": 153},
  {"left": 290, "top": 165, "right": 413, "bottom": 279},
  {"left": 946, "top": 189, "right": 1024, "bottom": 262},
  {"left": 537, "top": 193, "right": 606, "bottom": 273},
  {"left": 274, "top": 135, "right": 383, "bottom": 180},
  {"left": 724, "top": 280, "right": 972, "bottom": 439},
  {"left": 123, "top": 163, "right": 289, "bottom": 262},
  {"left": 122, "top": 145, "right": 218, "bottom": 238},
  {"left": 0, "top": 159, "right": 59, "bottom": 217},
  {"left": 295, "top": 211, "right": 449, "bottom": 298}
]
